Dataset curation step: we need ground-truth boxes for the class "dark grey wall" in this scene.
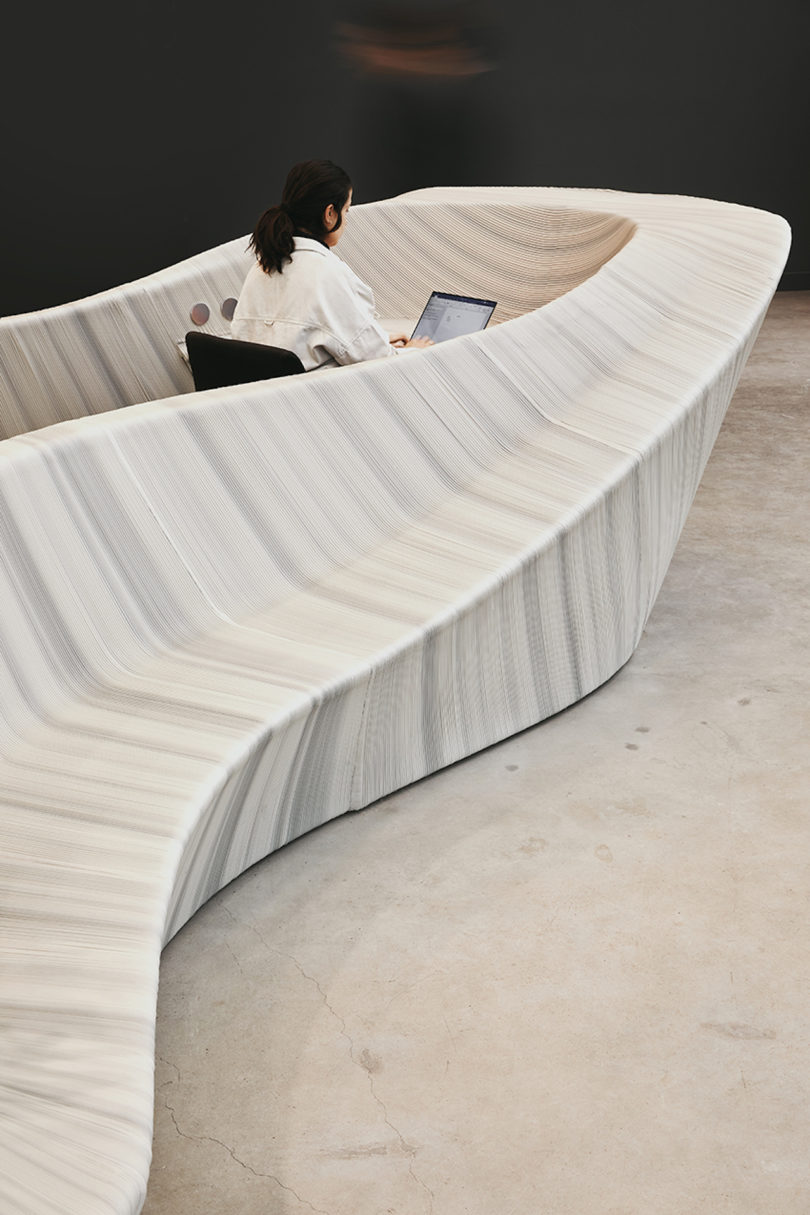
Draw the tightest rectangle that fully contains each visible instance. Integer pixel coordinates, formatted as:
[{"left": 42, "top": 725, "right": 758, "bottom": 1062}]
[{"left": 2, "top": 0, "right": 806, "bottom": 317}]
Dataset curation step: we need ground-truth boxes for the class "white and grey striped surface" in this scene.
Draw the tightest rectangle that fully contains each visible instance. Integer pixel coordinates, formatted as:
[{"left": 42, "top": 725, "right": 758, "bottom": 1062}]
[{"left": 0, "top": 188, "right": 790, "bottom": 1214}]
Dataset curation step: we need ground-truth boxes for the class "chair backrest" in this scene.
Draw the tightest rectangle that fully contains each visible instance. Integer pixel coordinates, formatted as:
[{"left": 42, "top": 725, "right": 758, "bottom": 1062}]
[{"left": 185, "top": 331, "right": 305, "bottom": 391}]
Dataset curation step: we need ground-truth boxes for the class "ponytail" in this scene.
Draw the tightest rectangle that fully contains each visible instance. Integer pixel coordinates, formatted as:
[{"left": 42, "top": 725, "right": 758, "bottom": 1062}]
[
  {"left": 249, "top": 160, "right": 353, "bottom": 276},
  {"left": 249, "top": 205, "right": 295, "bottom": 275}
]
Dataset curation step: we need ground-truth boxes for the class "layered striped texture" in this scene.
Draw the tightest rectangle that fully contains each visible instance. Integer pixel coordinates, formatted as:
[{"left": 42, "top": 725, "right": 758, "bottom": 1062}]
[{"left": 0, "top": 189, "right": 790, "bottom": 1214}]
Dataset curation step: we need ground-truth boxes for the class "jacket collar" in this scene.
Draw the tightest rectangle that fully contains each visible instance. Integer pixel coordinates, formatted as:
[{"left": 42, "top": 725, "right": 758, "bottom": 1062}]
[{"left": 293, "top": 236, "right": 330, "bottom": 256}]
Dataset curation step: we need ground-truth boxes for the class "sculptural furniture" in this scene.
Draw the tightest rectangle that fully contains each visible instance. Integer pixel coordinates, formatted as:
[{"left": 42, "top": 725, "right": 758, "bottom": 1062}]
[{"left": 0, "top": 187, "right": 790, "bottom": 1214}]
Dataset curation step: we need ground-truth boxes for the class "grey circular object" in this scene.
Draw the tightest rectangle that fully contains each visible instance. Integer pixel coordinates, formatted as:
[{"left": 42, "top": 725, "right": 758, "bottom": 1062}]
[
  {"left": 221, "top": 297, "right": 238, "bottom": 321},
  {"left": 190, "top": 303, "right": 210, "bottom": 326}
]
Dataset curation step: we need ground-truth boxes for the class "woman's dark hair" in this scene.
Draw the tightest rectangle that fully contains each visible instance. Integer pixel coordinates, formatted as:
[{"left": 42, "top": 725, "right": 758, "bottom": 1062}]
[{"left": 249, "top": 160, "right": 353, "bottom": 275}]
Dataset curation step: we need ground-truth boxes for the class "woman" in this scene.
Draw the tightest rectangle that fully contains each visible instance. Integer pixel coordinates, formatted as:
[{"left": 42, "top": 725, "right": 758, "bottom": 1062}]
[{"left": 231, "top": 160, "right": 432, "bottom": 370}]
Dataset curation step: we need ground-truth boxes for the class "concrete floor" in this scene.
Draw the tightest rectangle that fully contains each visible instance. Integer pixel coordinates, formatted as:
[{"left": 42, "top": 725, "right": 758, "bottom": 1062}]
[{"left": 144, "top": 292, "right": 810, "bottom": 1215}]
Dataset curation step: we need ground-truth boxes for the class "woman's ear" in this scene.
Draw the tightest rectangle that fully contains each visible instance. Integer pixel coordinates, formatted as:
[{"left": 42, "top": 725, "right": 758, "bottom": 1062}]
[{"left": 324, "top": 203, "right": 338, "bottom": 231}]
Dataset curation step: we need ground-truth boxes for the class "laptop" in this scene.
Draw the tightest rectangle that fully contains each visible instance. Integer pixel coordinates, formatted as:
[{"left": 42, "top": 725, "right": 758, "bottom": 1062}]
[{"left": 410, "top": 292, "right": 496, "bottom": 343}]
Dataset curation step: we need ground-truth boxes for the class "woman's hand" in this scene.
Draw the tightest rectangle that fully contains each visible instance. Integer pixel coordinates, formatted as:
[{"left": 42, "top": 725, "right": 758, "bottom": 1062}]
[{"left": 389, "top": 333, "right": 435, "bottom": 350}]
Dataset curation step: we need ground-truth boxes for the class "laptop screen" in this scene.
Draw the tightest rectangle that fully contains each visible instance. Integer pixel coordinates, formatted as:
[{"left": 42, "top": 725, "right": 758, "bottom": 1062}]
[{"left": 411, "top": 292, "right": 497, "bottom": 343}]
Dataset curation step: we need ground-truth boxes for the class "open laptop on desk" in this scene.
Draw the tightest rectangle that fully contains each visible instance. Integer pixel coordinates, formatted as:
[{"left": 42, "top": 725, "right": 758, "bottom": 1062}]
[{"left": 409, "top": 291, "right": 497, "bottom": 343}]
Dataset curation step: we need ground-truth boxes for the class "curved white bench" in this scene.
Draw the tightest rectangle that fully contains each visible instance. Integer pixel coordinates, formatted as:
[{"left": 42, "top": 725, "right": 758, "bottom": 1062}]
[{"left": 0, "top": 189, "right": 790, "bottom": 1215}]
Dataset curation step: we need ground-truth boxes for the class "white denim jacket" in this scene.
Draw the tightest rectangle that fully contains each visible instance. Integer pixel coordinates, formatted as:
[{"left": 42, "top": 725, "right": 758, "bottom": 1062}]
[{"left": 231, "top": 237, "right": 397, "bottom": 371}]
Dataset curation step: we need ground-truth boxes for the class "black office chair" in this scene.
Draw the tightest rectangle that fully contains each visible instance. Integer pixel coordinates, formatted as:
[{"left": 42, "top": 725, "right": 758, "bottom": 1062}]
[{"left": 185, "top": 331, "right": 306, "bottom": 391}]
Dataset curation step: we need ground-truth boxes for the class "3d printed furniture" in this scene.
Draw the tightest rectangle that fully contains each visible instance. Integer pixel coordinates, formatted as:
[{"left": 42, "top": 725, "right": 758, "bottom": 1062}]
[{"left": 0, "top": 188, "right": 790, "bottom": 1214}]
